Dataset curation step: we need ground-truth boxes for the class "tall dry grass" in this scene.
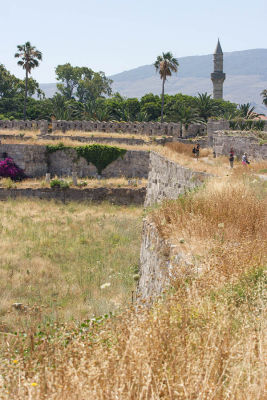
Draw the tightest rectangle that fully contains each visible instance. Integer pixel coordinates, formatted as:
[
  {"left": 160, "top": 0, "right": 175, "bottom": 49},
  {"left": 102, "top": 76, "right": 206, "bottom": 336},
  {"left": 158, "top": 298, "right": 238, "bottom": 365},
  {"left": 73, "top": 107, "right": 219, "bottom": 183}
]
[
  {"left": 0, "top": 129, "right": 155, "bottom": 141},
  {"left": 0, "top": 176, "right": 266, "bottom": 399},
  {"left": 0, "top": 200, "right": 142, "bottom": 333}
]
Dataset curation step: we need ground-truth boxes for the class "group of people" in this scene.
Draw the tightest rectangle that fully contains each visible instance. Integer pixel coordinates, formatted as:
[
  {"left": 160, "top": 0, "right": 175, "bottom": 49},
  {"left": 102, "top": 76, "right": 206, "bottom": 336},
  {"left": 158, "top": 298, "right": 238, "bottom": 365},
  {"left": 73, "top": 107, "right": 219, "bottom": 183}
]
[
  {"left": 192, "top": 144, "right": 250, "bottom": 168},
  {"left": 229, "top": 148, "right": 250, "bottom": 168}
]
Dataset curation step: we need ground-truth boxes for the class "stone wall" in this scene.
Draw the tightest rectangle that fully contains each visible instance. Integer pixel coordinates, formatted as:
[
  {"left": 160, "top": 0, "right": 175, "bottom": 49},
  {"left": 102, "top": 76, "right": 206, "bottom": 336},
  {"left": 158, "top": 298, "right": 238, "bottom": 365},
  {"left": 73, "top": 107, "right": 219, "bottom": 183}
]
[
  {"left": 145, "top": 152, "right": 210, "bottom": 207},
  {"left": 0, "top": 119, "right": 181, "bottom": 137},
  {"left": 182, "top": 123, "right": 206, "bottom": 138},
  {"left": 138, "top": 218, "right": 171, "bottom": 300},
  {"left": 0, "top": 187, "right": 146, "bottom": 205},
  {"left": 213, "top": 133, "right": 267, "bottom": 159},
  {"left": 0, "top": 144, "right": 47, "bottom": 177},
  {"left": 48, "top": 149, "right": 149, "bottom": 178},
  {"left": 139, "top": 152, "right": 211, "bottom": 300},
  {"left": 0, "top": 144, "right": 150, "bottom": 178}
]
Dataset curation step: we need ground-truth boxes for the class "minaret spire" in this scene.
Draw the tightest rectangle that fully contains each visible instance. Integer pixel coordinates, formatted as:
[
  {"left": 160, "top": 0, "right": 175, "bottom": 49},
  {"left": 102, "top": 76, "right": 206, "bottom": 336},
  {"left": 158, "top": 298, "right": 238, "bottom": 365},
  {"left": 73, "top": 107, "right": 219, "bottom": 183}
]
[
  {"left": 211, "top": 39, "right": 226, "bottom": 99},
  {"left": 215, "top": 39, "right": 223, "bottom": 55}
]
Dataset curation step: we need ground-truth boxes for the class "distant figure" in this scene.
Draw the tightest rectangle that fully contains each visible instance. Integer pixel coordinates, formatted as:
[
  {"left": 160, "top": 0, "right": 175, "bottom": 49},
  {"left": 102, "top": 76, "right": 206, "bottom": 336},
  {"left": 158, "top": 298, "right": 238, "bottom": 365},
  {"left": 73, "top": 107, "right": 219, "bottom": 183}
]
[
  {"left": 195, "top": 144, "right": 200, "bottom": 160},
  {"left": 242, "top": 152, "right": 250, "bottom": 166},
  {"left": 213, "top": 150, "right": 216, "bottom": 158},
  {"left": 229, "top": 148, "right": 234, "bottom": 168},
  {"left": 192, "top": 146, "right": 196, "bottom": 156}
]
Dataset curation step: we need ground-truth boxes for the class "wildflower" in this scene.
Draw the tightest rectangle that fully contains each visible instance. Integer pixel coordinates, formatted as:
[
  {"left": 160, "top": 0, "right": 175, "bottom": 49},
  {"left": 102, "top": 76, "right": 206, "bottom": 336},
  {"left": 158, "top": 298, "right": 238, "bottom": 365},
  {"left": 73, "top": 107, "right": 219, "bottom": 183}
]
[
  {"left": 31, "top": 382, "right": 38, "bottom": 387},
  {"left": 12, "top": 360, "right": 18, "bottom": 364},
  {"left": 100, "top": 282, "right": 111, "bottom": 289}
]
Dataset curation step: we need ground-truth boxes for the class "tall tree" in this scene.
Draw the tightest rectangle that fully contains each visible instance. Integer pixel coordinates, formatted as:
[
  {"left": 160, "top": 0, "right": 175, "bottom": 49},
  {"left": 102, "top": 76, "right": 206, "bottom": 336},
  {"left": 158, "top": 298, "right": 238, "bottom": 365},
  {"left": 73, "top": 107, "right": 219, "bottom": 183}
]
[
  {"left": 261, "top": 89, "right": 267, "bottom": 107},
  {"left": 238, "top": 103, "right": 261, "bottom": 119},
  {"left": 14, "top": 42, "right": 42, "bottom": 120},
  {"left": 55, "top": 64, "right": 112, "bottom": 103},
  {"left": 154, "top": 52, "right": 179, "bottom": 123},
  {"left": 194, "top": 93, "right": 219, "bottom": 122}
]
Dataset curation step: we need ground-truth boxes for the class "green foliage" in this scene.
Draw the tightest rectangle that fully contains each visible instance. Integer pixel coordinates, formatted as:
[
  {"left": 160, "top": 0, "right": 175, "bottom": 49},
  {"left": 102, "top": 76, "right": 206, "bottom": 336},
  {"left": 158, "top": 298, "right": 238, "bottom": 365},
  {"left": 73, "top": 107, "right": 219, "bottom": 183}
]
[
  {"left": 50, "top": 179, "right": 70, "bottom": 189},
  {"left": 55, "top": 63, "right": 112, "bottom": 103},
  {"left": 229, "top": 119, "right": 264, "bottom": 131},
  {"left": 46, "top": 144, "right": 127, "bottom": 175},
  {"left": 261, "top": 89, "right": 267, "bottom": 107},
  {"left": 75, "top": 144, "right": 127, "bottom": 174},
  {"left": 238, "top": 103, "right": 261, "bottom": 119}
]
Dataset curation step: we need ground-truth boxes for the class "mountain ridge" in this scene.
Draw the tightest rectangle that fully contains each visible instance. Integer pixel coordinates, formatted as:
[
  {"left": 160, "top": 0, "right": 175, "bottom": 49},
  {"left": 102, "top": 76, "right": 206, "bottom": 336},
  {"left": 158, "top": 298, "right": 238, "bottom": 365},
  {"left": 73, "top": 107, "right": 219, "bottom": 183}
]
[{"left": 40, "top": 49, "right": 267, "bottom": 114}]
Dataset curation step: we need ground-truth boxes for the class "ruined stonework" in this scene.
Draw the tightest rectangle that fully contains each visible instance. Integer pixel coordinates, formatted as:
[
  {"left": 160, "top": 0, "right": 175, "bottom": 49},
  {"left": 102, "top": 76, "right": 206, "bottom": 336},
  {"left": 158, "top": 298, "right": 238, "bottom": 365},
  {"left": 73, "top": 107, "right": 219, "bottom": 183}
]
[
  {"left": 0, "top": 119, "right": 181, "bottom": 137},
  {"left": 0, "top": 187, "right": 146, "bottom": 205},
  {"left": 212, "top": 132, "right": 267, "bottom": 159},
  {"left": 0, "top": 144, "right": 150, "bottom": 178},
  {"left": 0, "top": 144, "right": 47, "bottom": 177},
  {"left": 139, "top": 152, "right": 211, "bottom": 300},
  {"left": 145, "top": 152, "right": 210, "bottom": 207},
  {"left": 138, "top": 219, "right": 172, "bottom": 299},
  {"left": 211, "top": 40, "right": 226, "bottom": 99}
]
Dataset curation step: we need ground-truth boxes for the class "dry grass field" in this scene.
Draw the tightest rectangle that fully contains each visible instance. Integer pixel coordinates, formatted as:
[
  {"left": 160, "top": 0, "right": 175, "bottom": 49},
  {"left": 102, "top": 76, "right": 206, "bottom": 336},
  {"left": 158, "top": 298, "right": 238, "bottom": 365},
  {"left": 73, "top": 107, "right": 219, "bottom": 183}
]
[
  {"left": 0, "top": 129, "right": 161, "bottom": 142},
  {"left": 0, "top": 177, "right": 147, "bottom": 190},
  {"left": 0, "top": 171, "right": 266, "bottom": 399},
  {"left": 0, "top": 200, "right": 143, "bottom": 334},
  {"left": 0, "top": 146, "right": 266, "bottom": 399}
]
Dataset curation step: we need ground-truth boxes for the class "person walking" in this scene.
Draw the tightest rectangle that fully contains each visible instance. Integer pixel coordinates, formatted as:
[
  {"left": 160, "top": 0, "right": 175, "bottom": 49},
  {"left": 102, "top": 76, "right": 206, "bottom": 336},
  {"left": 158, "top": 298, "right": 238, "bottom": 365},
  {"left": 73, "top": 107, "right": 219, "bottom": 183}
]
[
  {"left": 242, "top": 152, "right": 250, "bottom": 166},
  {"left": 229, "top": 148, "right": 234, "bottom": 168},
  {"left": 195, "top": 144, "right": 200, "bottom": 160}
]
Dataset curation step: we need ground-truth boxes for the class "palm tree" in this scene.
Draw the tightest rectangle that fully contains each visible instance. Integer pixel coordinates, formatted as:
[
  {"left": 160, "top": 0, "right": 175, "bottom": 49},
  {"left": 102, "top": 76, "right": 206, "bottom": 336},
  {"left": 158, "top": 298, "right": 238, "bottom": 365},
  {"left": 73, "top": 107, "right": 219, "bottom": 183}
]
[
  {"left": 194, "top": 93, "right": 219, "bottom": 122},
  {"left": 154, "top": 52, "right": 179, "bottom": 123},
  {"left": 15, "top": 42, "right": 42, "bottom": 120},
  {"left": 177, "top": 105, "right": 204, "bottom": 137},
  {"left": 261, "top": 89, "right": 267, "bottom": 107},
  {"left": 238, "top": 103, "right": 261, "bottom": 119}
]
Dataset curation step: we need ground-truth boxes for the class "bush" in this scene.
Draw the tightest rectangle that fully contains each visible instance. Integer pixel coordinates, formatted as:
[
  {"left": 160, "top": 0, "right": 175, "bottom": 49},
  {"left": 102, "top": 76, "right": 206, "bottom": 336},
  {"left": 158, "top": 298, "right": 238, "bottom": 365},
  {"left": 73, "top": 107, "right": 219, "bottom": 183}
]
[
  {"left": 46, "top": 143, "right": 127, "bottom": 175},
  {"left": 50, "top": 179, "right": 70, "bottom": 189},
  {"left": 0, "top": 158, "right": 26, "bottom": 181}
]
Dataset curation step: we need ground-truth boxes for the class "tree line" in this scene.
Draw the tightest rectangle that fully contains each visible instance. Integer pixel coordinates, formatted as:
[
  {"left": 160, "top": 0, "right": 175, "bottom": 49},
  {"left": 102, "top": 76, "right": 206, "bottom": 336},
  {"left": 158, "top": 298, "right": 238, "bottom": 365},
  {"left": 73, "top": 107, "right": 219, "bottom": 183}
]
[{"left": 0, "top": 42, "right": 266, "bottom": 124}]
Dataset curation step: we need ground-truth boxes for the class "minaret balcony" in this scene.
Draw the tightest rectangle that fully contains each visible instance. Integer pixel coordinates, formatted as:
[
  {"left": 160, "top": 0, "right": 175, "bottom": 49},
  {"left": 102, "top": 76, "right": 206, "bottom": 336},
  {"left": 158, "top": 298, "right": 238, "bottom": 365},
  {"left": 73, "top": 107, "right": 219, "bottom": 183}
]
[{"left": 211, "top": 72, "right": 226, "bottom": 81}]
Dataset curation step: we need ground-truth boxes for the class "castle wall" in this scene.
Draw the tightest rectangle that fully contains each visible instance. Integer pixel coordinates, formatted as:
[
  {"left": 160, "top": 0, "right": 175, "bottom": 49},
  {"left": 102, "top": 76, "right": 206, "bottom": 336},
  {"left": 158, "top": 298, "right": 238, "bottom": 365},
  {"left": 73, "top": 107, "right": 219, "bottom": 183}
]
[
  {"left": 212, "top": 133, "right": 267, "bottom": 159},
  {"left": 0, "top": 187, "right": 146, "bottom": 205},
  {"left": 0, "top": 119, "right": 181, "bottom": 137},
  {"left": 0, "top": 144, "right": 150, "bottom": 178},
  {"left": 145, "top": 152, "right": 210, "bottom": 207},
  {"left": 139, "top": 152, "right": 210, "bottom": 300}
]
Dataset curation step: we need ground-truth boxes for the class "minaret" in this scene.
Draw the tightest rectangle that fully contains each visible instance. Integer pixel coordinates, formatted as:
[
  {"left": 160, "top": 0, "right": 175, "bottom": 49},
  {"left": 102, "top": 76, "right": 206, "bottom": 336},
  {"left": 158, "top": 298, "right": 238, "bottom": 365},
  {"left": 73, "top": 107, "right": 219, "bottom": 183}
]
[{"left": 211, "top": 39, "right": 226, "bottom": 99}]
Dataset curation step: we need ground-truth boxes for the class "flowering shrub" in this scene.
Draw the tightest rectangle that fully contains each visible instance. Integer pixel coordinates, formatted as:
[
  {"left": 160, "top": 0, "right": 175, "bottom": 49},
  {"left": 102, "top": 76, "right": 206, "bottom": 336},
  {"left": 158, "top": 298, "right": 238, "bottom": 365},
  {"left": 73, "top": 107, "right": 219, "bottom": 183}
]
[{"left": 0, "top": 158, "right": 26, "bottom": 181}]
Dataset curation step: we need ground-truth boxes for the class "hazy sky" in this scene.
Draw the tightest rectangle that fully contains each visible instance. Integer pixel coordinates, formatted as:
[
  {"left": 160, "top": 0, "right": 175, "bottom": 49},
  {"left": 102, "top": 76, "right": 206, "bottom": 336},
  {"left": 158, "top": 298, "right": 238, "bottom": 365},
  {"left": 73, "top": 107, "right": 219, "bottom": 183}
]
[{"left": 1, "top": 0, "right": 266, "bottom": 83}]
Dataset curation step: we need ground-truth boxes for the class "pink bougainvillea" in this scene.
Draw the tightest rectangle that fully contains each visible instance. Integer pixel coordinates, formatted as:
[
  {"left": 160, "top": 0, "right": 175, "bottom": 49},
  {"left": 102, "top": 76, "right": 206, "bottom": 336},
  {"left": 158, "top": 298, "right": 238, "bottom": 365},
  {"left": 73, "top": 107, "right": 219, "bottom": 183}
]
[{"left": 0, "top": 158, "right": 26, "bottom": 181}]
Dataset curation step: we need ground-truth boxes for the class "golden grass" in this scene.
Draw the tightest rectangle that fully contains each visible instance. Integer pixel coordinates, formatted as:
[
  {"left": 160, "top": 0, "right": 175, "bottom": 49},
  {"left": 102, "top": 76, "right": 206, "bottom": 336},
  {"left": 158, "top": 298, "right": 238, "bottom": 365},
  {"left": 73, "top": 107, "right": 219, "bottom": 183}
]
[
  {"left": 0, "top": 135, "right": 157, "bottom": 152},
  {"left": 0, "top": 200, "right": 143, "bottom": 333},
  {"left": 0, "top": 177, "right": 147, "bottom": 189},
  {"left": 0, "top": 173, "right": 266, "bottom": 399},
  {"left": 0, "top": 129, "right": 164, "bottom": 141},
  {"left": 158, "top": 142, "right": 267, "bottom": 177}
]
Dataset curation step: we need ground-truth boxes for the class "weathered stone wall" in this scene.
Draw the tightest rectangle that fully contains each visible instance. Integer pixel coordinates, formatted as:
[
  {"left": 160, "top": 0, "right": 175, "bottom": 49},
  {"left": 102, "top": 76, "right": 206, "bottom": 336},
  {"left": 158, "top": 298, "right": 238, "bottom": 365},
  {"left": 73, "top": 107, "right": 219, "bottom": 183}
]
[
  {"left": 138, "top": 219, "right": 171, "bottom": 299},
  {"left": 207, "top": 119, "right": 230, "bottom": 135},
  {"left": 0, "top": 144, "right": 149, "bottom": 178},
  {"left": 213, "top": 133, "right": 267, "bottom": 159},
  {"left": 182, "top": 123, "right": 206, "bottom": 138},
  {"left": 0, "top": 119, "right": 181, "bottom": 137},
  {"left": 139, "top": 152, "right": 211, "bottom": 300},
  {"left": 0, "top": 187, "right": 146, "bottom": 205},
  {"left": 48, "top": 149, "right": 149, "bottom": 178},
  {"left": 0, "top": 144, "right": 47, "bottom": 177},
  {"left": 145, "top": 152, "right": 210, "bottom": 207}
]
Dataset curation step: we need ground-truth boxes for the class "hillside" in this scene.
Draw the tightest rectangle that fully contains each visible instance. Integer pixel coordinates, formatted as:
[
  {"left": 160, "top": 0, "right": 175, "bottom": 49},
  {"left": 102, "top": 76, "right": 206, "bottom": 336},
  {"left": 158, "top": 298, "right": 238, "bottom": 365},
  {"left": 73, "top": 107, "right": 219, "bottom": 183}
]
[{"left": 40, "top": 49, "right": 267, "bottom": 114}]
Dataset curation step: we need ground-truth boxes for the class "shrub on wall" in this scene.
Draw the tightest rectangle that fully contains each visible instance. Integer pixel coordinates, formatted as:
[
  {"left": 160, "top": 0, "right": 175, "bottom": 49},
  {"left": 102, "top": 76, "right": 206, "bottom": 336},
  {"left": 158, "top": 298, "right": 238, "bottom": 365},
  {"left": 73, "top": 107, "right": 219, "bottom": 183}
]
[
  {"left": 46, "top": 143, "right": 127, "bottom": 175},
  {"left": 229, "top": 119, "right": 264, "bottom": 131},
  {"left": 0, "top": 158, "right": 26, "bottom": 181}
]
